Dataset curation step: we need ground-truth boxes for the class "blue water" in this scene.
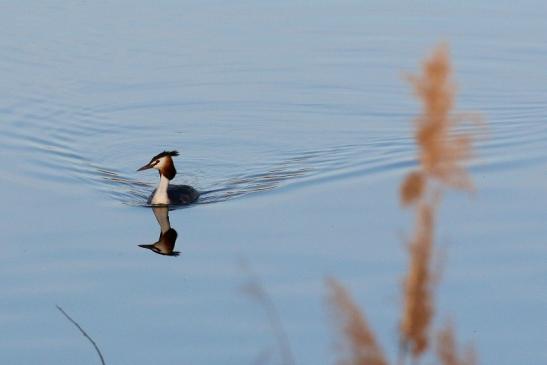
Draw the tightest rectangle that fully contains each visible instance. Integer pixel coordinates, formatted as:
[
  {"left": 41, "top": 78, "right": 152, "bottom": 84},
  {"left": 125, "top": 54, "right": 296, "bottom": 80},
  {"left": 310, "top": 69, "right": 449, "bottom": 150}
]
[{"left": 1, "top": 1, "right": 546, "bottom": 364}]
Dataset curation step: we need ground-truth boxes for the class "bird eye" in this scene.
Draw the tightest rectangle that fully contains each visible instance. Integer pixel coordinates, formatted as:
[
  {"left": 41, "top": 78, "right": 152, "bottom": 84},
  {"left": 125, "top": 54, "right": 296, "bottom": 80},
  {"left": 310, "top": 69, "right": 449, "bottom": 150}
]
[{"left": 155, "top": 160, "right": 160, "bottom": 164}]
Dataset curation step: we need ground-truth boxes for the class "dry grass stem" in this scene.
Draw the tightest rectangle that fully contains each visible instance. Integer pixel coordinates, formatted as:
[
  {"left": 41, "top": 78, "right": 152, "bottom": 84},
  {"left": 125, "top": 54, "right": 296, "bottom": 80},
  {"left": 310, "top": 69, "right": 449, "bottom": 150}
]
[
  {"left": 56, "top": 305, "right": 106, "bottom": 365},
  {"left": 399, "top": 202, "right": 436, "bottom": 358},
  {"left": 240, "top": 261, "right": 295, "bottom": 365},
  {"left": 436, "top": 322, "right": 476, "bottom": 365},
  {"left": 326, "top": 278, "right": 388, "bottom": 365}
]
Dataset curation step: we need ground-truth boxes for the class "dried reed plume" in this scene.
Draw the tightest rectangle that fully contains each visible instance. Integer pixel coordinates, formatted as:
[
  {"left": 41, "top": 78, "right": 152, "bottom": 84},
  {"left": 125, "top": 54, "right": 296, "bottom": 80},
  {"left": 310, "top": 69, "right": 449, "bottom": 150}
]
[
  {"left": 436, "top": 322, "right": 476, "bottom": 365},
  {"left": 401, "top": 45, "right": 475, "bottom": 206},
  {"left": 326, "top": 278, "right": 387, "bottom": 365},
  {"left": 398, "top": 44, "right": 478, "bottom": 361},
  {"left": 322, "top": 44, "right": 479, "bottom": 365}
]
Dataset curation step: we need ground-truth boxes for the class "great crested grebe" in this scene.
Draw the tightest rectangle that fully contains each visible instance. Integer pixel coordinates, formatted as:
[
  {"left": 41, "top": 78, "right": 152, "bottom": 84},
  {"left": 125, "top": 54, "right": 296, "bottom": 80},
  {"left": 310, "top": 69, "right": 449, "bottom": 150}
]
[{"left": 137, "top": 150, "right": 199, "bottom": 205}]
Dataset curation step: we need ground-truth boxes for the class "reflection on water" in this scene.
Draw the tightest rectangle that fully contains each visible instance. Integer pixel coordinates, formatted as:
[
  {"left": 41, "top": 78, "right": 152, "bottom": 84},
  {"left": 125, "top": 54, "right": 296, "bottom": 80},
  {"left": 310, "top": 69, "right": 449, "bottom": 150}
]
[{"left": 138, "top": 207, "right": 179, "bottom": 256}]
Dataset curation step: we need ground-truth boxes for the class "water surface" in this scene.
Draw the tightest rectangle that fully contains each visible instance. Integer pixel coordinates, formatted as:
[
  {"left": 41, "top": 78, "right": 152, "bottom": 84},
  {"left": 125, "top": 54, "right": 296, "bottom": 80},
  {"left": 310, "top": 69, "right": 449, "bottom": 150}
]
[{"left": 1, "top": 1, "right": 546, "bottom": 364}]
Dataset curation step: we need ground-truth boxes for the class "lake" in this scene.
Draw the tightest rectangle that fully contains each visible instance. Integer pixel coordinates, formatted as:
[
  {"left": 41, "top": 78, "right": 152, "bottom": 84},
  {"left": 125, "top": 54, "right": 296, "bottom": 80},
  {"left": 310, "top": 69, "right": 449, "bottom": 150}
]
[{"left": 0, "top": 1, "right": 546, "bottom": 364}]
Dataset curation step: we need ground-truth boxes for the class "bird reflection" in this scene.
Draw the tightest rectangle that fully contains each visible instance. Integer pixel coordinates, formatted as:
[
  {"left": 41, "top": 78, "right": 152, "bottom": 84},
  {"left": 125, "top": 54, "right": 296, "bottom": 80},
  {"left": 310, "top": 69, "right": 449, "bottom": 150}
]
[{"left": 139, "top": 206, "right": 179, "bottom": 256}]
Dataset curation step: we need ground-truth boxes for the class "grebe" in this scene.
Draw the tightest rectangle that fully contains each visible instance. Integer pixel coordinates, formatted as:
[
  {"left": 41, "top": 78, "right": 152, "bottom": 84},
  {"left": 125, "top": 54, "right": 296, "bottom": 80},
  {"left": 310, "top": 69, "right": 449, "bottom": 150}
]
[{"left": 137, "top": 150, "right": 199, "bottom": 205}]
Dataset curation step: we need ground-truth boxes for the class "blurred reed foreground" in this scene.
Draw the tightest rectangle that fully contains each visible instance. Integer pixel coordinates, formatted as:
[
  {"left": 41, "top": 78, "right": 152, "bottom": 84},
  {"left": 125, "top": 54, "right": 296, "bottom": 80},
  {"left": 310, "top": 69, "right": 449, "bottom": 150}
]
[{"left": 326, "top": 44, "right": 480, "bottom": 365}]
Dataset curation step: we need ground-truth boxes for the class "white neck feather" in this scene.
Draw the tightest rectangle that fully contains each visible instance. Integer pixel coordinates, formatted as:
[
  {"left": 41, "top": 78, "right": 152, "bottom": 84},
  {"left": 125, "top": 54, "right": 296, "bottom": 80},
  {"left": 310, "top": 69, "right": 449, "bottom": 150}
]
[{"left": 151, "top": 174, "right": 170, "bottom": 205}]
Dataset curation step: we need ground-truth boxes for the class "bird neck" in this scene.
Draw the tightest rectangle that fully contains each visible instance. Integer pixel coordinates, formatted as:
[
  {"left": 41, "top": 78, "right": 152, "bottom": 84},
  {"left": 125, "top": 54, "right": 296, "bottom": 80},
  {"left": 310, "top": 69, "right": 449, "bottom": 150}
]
[{"left": 151, "top": 174, "right": 170, "bottom": 205}]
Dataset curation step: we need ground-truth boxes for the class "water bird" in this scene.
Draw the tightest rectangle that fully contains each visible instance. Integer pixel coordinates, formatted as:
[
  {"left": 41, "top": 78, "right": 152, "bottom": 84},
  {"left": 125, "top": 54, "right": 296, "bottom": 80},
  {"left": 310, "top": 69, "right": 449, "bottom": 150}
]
[{"left": 137, "top": 150, "right": 199, "bottom": 205}]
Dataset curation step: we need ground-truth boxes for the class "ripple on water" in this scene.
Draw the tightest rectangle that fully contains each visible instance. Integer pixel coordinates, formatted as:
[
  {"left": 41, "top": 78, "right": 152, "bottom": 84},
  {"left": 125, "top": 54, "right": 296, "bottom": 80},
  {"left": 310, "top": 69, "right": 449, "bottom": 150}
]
[
  {"left": 1, "top": 71, "right": 546, "bottom": 208},
  {"left": 2, "top": 91, "right": 547, "bottom": 209},
  {"left": 1, "top": 94, "right": 419, "bottom": 207}
]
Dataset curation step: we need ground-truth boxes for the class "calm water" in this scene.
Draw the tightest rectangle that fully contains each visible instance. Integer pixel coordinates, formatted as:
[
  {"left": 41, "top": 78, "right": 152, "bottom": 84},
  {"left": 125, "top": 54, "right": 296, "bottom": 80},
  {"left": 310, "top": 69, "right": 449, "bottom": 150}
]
[{"left": 1, "top": 1, "right": 546, "bottom": 364}]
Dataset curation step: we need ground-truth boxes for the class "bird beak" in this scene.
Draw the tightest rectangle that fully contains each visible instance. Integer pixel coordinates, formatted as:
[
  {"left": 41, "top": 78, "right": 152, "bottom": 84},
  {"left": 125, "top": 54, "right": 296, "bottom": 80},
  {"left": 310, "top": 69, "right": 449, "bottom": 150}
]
[{"left": 137, "top": 163, "right": 153, "bottom": 171}]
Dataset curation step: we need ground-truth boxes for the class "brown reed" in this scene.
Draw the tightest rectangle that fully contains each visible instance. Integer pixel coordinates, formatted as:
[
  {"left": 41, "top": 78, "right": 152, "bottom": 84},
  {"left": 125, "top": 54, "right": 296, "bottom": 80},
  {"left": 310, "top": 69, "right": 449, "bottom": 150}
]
[
  {"left": 326, "top": 278, "right": 387, "bottom": 365},
  {"left": 400, "top": 170, "right": 426, "bottom": 206},
  {"left": 306, "top": 43, "right": 483, "bottom": 365},
  {"left": 399, "top": 201, "right": 436, "bottom": 358},
  {"left": 402, "top": 44, "right": 475, "bottom": 200},
  {"left": 436, "top": 322, "right": 476, "bottom": 365},
  {"left": 398, "top": 44, "right": 479, "bottom": 362},
  {"left": 324, "top": 44, "right": 479, "bottom": 365}
]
